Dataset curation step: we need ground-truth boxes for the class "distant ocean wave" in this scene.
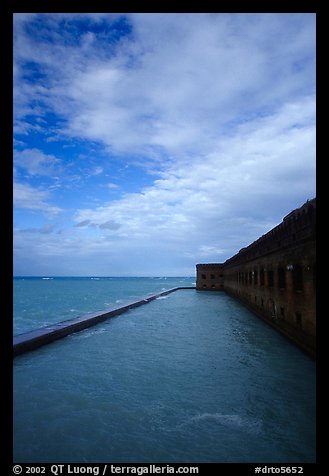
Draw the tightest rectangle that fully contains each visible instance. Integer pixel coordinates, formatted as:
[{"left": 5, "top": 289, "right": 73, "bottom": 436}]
[{"left": 183, "top": 413, "right": 263, "bottom": 435}]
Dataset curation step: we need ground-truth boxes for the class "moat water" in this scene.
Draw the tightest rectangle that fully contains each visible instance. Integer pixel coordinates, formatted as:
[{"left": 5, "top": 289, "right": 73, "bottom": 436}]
[{"left": 13, "top": 278, "right": 316, "bottom": 463}]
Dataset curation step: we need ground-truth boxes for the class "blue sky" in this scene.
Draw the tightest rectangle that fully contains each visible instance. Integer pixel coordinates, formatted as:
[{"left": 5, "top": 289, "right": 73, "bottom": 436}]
[{"left": 13, "top": 13, "right": 316, "bottom": 276}]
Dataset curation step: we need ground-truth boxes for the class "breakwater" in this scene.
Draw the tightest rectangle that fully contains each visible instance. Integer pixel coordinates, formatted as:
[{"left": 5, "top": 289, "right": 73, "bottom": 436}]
[{"left": 13, "top": 286, "right": 195, "bottom": 357}]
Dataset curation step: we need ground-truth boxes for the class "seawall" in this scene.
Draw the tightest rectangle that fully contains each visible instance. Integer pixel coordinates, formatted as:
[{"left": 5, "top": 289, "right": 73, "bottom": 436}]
[{"left": 13, "top": 287, "right": 195, "bottom": 357}]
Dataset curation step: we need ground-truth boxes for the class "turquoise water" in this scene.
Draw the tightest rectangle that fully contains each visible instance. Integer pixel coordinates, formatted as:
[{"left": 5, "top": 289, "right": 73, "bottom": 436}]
[
  {"left": 13, "top": 279, "right": 316, "bottom": 463},
  {"left": 13, "top": 276, "right": 194, "bottom": 335}
]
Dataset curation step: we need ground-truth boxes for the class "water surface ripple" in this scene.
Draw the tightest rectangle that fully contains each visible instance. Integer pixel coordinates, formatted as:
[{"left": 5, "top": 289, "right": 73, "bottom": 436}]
[{"left": 14, "top": 286, "right": 315, "bottom": 463}]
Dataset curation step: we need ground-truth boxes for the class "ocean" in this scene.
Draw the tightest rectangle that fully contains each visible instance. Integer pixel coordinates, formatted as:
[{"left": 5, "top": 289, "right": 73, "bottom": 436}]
[
  {"left": 13, "top": 276, "right": 194, "bottom": 336},
  {"left": 13, "top": 277, "right": 316, "bottom": 463}
]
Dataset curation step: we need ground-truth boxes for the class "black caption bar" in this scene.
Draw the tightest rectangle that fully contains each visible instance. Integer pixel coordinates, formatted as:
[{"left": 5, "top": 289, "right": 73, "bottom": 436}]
[{"left": 10, "top": 463, "right": 317, "bottom": 476}]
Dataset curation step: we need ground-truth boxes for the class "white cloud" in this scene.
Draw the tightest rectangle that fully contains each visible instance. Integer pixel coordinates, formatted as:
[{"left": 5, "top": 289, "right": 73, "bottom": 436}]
[
  {"left": 92, "top": 166, "right": 104, "bottom": 175},
  {"left": 69, "top": 94, "right": 315, "bottom": 269},
  {"left": 19, "top": 224, "right": 56, "bottom": 234},
  {"left": 105, "top": 182, "right": 120, "bottom": 190},
  {"left": 14, "top": 182, "right": 62, "bottom": 216},
  {"left": 14, "top": 148, "right": 62, "bottom": 176}
]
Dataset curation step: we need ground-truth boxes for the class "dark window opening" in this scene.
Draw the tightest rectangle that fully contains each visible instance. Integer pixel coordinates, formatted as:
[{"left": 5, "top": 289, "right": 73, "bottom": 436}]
[
  {"left": 293, "top": 264, "right": 303, "bottom": 292},
  {"left": 278, "top": 267, "right": 286, "bottom": 289},
  {"left": 280, "top": 307, "right": 285, "bottom": 319},
  {"left": 210, "top": 274, "right": 215, "bottom": 279},
  {"left": 260, "top": 269, "right": 265, "bottom": 286},
  {"left": 254, "top": 270, "right": 258, "bottom": 285},
  {"left": 268, "top": 270, "right": 274, "bottom": 287},
  {"left": 295, "top": 312, "right": 302, "bottom": 328},
  {"left": 201, "top": 274, "right": 206, "bottom": 279}
]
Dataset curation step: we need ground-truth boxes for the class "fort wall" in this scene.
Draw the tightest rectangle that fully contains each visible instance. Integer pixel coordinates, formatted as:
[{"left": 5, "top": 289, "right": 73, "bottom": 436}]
[{"left": 196, "top": 198, "right": 316, "bottom": 357}]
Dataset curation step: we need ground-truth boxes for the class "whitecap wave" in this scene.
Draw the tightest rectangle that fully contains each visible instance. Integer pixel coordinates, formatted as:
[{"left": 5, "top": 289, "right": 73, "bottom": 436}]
[
  {"left": 181, "top": 413, "right": 262, "bottom": 434},
  {"left": 70, "top": 327, "right": 108, "bottom": 340}
]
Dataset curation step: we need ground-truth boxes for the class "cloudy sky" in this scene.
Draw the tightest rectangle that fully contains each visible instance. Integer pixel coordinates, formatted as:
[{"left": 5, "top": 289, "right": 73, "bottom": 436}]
[{"left": 13, "top": 13, "right": 316, "bottom": 277}]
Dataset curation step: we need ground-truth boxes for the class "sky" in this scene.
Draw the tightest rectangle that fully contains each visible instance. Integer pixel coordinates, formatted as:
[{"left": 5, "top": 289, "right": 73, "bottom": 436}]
[{"left": 13, "top": 13, "right": 316, "bottom": 277}]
